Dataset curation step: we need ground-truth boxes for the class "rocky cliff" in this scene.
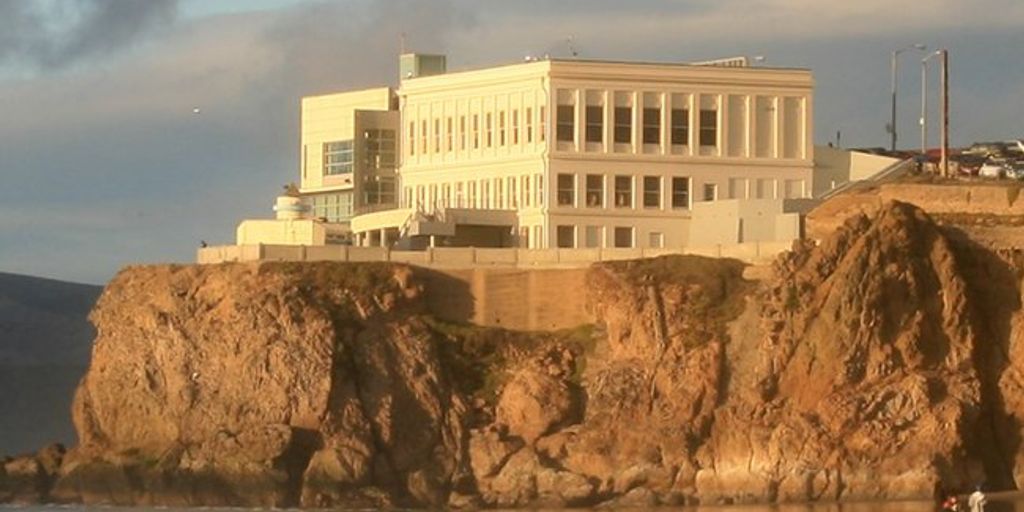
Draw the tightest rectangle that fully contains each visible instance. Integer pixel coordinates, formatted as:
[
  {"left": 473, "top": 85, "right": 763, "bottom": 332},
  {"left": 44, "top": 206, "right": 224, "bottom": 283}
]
[{"left": 6, "top": 201, "right": 1024, "bottom": 507}]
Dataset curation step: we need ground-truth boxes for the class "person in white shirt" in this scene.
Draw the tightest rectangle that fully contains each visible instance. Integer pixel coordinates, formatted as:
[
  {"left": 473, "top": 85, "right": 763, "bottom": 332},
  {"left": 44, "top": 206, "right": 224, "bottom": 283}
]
[{"left": 968, "top": 485, "right": 987, "bottom": 512}]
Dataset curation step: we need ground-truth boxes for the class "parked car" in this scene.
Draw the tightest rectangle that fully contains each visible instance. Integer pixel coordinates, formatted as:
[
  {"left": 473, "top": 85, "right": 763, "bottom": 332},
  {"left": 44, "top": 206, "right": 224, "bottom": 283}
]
[
  {"left": 980, "top": 161, "right": 1008, "bottom": 178},
  {"left": 954, "top": 154, "right": 986, "bottom": 175}
]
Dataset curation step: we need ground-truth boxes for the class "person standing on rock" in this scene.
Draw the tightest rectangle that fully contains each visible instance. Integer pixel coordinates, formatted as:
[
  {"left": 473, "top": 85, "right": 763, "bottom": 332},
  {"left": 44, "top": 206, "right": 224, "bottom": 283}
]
[
  {"left": 968, "top": 485, "right": 987, "bottom": 512},
  {"left": 942, "top": 493, "right": 961, "bottom": 512}
]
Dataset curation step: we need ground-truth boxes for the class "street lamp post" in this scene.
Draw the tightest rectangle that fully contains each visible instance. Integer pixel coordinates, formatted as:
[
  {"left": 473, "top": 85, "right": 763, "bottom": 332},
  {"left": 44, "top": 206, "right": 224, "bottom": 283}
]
[
  {"left": 921, "top": 51, "right": 940, "bottom": 155},
  {"left": 890, "top": 44, "right": 927, "bottom": 151},
  {"left": 920, "top": 49, "right": 951, "bottom": 176}
]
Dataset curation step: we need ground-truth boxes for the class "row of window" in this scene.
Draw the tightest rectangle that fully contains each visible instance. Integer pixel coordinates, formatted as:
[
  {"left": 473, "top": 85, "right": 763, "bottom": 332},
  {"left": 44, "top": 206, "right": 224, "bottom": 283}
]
[
  {"left": 556, "top": 173, "right": 691, "bottom": 210},
  {"left": 555, "top": 225, "right": 658, "bottom": 249},
  {"left": 402, "top": 174, "right": 545, "bottom": 210},
  {"left": 319, "top": 129, "right": 398, "bottom": 177},
  {"left": 556, "top": 104, "right": 716, "bottom": 147},
  {"left": 306, "top": 192, "right": 354, "bottom": 222},
  {"left": 407, "top": 106, "right": 547, "bottom": 157},
  {"left": 399, "top": 173, "right": 732, "bottom": 212}
]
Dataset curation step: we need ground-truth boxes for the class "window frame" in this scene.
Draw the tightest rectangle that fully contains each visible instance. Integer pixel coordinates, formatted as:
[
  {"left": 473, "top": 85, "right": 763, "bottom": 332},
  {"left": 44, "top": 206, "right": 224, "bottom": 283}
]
[
  {"left": 556, "top": 104, "right": 574, "bottom": 142},
  {"left": 671, "top": 108, "right": 689, "bottom": 146},
  {"left": 585, "top": 105, "right": 603, "bottom": 143},
  {"left": 557, "top": 173, "right": 575, "bottom": 207},
  {"left": 700, "top": 109, "right": 717, "bottom": 147},
  {"left": 614, "top": 106, "right": 631, "bottom": 144},
  {"left": 643, "top": 176, "right": 661, "bottom": 209},
  {"left": 643, "top": 107, "right": 660, "bottom": 145},
  {"left": 614, "top": 175, "right": 632, "bottom": 208},
  {"left": 585, "top": 174, "right": 603, "bottom": 208},
  {"left": 671, "top": 177, "right": 690, "bottom": 209}
]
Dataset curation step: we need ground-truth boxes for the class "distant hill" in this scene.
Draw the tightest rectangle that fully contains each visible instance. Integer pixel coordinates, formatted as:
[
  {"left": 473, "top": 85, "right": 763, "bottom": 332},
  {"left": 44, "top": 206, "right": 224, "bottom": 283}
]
[
  {"left": 0, "top": 272, "right": 101, "bottom": 365},
  {"left": 0, "top": 272, "right": 103, "bottom": 455}
]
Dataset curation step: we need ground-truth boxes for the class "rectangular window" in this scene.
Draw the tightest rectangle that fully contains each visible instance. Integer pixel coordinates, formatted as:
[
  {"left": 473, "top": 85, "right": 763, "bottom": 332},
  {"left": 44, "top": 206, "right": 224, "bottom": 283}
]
[
  {"left": 495, "top": 178, "right": 504, "bottom": 208},
  {"left": 539, "top": 106, "right": 547, "bottom": 142},
  {"left": 512, "top": 110, "right": 519, "bottom": 144},
  {"left": 481, "top": 180, "right": 490, "bottom": 208},
  {"left": 643, "top": 107, "right": 660, "bottom": 144},
  {"left": 585, "top": 105, "right": 602, "bottom": 143},
  {"left": 614, "top": 175, "right": 632, "bottom": 208},
  {"left": 643, "top": 176, "right": 661, "bottom": 208},
  {"left": 459, "top": 116, "right": 467, "bottom": 150},
  {"left": 703, "top": 183, "right": 718, "bottom": 201},
  {"left": 649, "top": 232, "right": 664, "bottom": 249},
  {"left": 556, "top": 105, "right": 574, "bottom": 142},
  {"left": 446, "top": 117, "right": 453, "bottom": 151},
  {"left": 557, "top": 173, "right": 575, "bottom": 206},
  {"left": 614, "top": 107, "right": 631, "bottom": 144},
  {"left": 362, "top": 128, "right": 395, "bottom": 169},
  {"left": 556, "top": 225, "right": 575, "bottom": 248},
  {"left": 671, "top": 109, "right": 689, "bottom": 145},
  {"left": 526, "top": 107, "right": 533, "bottom": 143},
  {"left": 308, "top": 192, "right": 354, "bottom": 222},
  {"left": 499, "top": 111, "right": 506, "bottom": 146},
  {"left": 509, "top": 177, "right": 517, "bottom": 208},
  {"left": 700, "top": 109, "right": 717, "bottom": 147},
  {"left": 323, "top": 140, "right": 354, "bottom": 175},
  {"left": 430, "top": 118, "right": 438, "bottom": 152},
  {"left": 523, "top": 175, "right": 531, "bottom": 207},
  {"left": 420, "top": 120, "right": 428, "bottom": 154},
  {"left": 408, "top": 122, "right": 415, "bottom": 156},
  {"left": 671, "top": 177, "right": 690, "bottom": 209},
  {"left": 536, "top": 174, "right": 544, "bottom": 207},
  {"left": 473, "top": 114, "right": 480, "bottom": 149},
  {"left": 585, "top": 226, "right": 601, "bottom": 248},
  {"left": 614, "top": 227, "right": 633, "bottom": 248},
  {"left": 486, "top": 112, "right": 493, "bottom": 147},
  {"left": 434, "top": 119, "right": 441, "bottom": 153},
  {"left": 586, "top": 174, "right": 603, "bottom": 207}
]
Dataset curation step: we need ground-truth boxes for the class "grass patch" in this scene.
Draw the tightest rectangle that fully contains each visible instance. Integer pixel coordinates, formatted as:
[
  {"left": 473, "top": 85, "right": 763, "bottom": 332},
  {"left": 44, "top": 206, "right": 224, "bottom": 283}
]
[
  {"left": 595, "top": 255, "right": 754, "bottom": 349},
  {"left": 424, "top": 317, "right": 598, "bottom": 406}
]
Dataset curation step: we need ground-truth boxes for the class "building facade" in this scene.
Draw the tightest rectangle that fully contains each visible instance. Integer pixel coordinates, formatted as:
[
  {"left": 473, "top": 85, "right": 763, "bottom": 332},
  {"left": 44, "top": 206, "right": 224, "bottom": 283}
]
[{"left": 283, "top": 54, "right": 814, "bottom": 250}]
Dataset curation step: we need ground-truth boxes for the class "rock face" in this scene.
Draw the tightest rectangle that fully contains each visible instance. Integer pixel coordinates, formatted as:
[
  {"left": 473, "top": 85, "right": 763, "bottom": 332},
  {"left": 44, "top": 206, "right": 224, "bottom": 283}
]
[
  {"left": 12, "top": 201, "right": 1024, "bottom": 507},
  {"left": 52, "top": 262, "right": 467, "bottom": 508},
  {"left": 699, "top": 202, "right": 986, "bottom": 503}
]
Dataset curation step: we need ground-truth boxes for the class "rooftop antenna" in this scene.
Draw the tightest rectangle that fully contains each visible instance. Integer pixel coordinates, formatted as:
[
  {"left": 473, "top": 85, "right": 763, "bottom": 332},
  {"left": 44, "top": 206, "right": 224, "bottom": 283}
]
[{"left": 566, "top": 35, "right": 579, "bottom": 58}]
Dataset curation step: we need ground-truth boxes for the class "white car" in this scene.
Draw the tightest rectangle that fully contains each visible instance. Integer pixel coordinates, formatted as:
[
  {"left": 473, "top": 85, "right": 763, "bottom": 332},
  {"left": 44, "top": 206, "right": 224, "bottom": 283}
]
[{"left": 980, "top": 162, "right": 1008, "bottom": 178}]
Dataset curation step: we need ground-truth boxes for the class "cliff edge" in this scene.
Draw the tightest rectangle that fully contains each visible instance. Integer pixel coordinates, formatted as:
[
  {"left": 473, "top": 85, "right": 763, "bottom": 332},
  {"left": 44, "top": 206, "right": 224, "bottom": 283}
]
[{"left": 6, "top": 201, "right": 1024, "bottom": 507}]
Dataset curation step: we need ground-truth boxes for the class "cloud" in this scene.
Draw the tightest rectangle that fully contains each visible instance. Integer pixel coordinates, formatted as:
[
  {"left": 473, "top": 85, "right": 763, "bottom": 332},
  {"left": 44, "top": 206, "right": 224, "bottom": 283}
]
[
  {"left": 1, "top": 0, "right": 1023, "bottom": 285},
  {"left": 0, "top": 0, "right": 178, "bottom": 71}
]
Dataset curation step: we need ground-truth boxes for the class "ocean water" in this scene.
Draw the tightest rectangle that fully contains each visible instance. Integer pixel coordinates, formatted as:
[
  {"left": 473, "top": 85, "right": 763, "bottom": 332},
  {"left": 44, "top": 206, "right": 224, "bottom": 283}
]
[{"left": 4, "top": 493, "right": 1024, "bottom": 512}]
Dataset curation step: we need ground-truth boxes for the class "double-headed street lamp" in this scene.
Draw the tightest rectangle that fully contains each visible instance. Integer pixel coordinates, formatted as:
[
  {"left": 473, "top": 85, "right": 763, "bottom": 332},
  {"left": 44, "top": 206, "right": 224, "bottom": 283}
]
[{"left": 890, "top": 44, "right": 927, "bottom": 151}]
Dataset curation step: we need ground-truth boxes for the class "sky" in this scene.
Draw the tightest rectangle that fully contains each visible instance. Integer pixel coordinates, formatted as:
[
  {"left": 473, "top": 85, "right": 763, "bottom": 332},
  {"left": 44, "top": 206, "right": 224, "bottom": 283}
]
[{"left": 0, "top": 0, "right": 1022, "bottom": 285}]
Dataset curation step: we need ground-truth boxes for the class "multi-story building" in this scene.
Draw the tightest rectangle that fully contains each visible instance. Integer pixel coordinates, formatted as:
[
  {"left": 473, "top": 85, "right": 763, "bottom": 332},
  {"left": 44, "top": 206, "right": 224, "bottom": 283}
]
[{"left": 249, "top": 53, "right": 814, "bottom": 250}]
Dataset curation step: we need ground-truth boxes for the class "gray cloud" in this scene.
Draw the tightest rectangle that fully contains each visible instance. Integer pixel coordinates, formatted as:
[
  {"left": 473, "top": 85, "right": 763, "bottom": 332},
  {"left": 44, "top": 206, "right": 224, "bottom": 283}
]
[
  {"left": 1, "top": 0, "right": 1023, "bottom": 285},
  {"left": 0, "top": 0, "right": 178, "bottom": 70}
]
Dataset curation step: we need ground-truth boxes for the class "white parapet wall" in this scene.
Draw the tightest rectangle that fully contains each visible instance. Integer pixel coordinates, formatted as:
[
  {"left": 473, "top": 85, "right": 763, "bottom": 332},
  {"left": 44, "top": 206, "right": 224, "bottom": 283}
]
[
  {"left": 197, "top": 241, "right": 794, "bottom": 267},
  {"left": 689, "top": 198, "right": 801, "bottom": 247},
  {"left": 236, "top": 219, "right": 326, "bottom": 246}
]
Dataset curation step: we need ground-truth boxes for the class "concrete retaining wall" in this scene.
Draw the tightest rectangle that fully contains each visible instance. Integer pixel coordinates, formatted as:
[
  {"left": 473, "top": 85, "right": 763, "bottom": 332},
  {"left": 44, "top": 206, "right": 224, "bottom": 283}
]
[
  {"left": 198, "top": 241, "right": 791, "bottom": 268},
  {"left": 420, "top": 267, "right": 592, "bottom": 331}
]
